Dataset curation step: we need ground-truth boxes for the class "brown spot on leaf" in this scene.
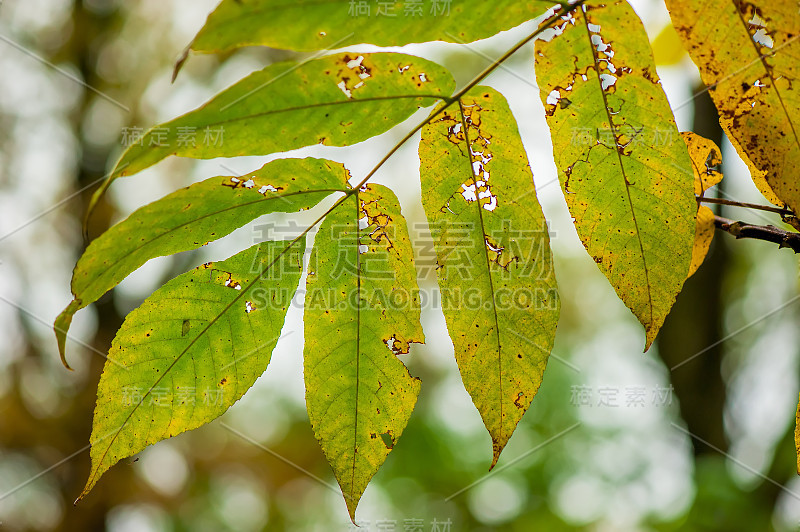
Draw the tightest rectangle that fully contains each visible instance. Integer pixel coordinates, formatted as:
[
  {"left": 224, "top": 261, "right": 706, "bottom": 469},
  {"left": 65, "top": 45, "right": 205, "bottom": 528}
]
[{"left": 514, "top": 392, "right": 526, "bottom": 409}]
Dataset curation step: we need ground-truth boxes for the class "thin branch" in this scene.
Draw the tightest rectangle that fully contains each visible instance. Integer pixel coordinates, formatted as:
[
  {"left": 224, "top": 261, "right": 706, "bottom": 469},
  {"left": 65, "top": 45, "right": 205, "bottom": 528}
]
[
  {"left": 714, "top": 215, "right": 800, "bottom": 253},
  {"left": 698, "top": 196, "right": 794, "bottom": 216},
  {"left": 348, "top": 1, "right": 584, "bottom": 194}
]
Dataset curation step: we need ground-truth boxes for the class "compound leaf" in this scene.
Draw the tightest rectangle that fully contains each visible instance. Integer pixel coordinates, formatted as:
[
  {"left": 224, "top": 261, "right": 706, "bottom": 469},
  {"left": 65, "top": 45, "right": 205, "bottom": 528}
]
[
  {"left": 304, "top": 185, "right": 423, "bottom": 519},
  {"left": 79, "top": 239, "right": 305, "bottom": 499},
  {"left": 665, "top": 0, "right": 800, "bottom": 212},
  {"left": 535, "top": 1, "right": 696, "bottom": 349},
  {"left": 57, "top": 158, "right": 347, "bottom": 366},
  {"left": 419, "top": 87, "right": 560, "bottom": 467}
]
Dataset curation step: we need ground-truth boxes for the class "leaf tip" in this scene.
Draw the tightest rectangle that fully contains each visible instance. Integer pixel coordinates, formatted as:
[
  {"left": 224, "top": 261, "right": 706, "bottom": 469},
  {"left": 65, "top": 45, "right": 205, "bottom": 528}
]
[
  {"left": 643, "top": 331, "right": 656, "bottom": 353},
  {"left": 75, "top": 476, "right": 96, "bottom": 506},
  {"left": 172, "top": 45, "right": 191, "bottom": 83},
  {"left": 489, "top": 440, "right": 503, "bottom": 471},
  {"left": 57, "top": 334, "right": 73, "bottom": 371},
  {"left": 343, "top": 492, "right": 360, "bottom": 525},
  {"left": 55, "top": 300, "right": 81, "bottom": 370}
]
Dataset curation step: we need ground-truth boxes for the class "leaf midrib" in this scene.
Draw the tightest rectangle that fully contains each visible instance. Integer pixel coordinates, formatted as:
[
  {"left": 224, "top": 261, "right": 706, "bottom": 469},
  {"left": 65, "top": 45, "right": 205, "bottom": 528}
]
[
  {"left": 457, "top": 98, "right": 506, "bottom": 449},
  {"left": 580, "top": 6, "right": 654, "bottom": 329},
  {"left": 351, "top": 192, "right": 362, "bottom": 502},
  {"left": 79, "top": 188, "right": 345, "bottom": 299},
  {"left": 732, "top": 3, "right": 800, "bottom": 161},
  {"left": 166, "top": 95, "right": 446, "bottom": 134},
  {"left": 82, "top": 238, "right": 304, "bottom": 497},
  {"left": 120, "top": 95, "right": 447, "bottom": 176}
]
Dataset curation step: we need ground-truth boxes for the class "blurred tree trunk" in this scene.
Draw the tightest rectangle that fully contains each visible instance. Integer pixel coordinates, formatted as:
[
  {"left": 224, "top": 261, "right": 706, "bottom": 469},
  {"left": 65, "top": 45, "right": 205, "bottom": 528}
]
[{"left": 657, "top": 86, "right": 729, "bottom": 454}]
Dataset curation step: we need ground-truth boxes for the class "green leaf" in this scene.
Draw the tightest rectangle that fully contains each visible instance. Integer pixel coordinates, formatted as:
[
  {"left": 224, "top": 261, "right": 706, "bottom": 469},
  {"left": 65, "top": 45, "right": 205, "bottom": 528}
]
[
  {"left": 304, "top": 185, "right": 423, "bottom": 519},
  {"left": 79, "top": 239, "right": 304, "bottom": 499},
  {"left": 419, "top": 87, "right": 560, "bottom": 467},
  {"left": 57, "top": 158, "right": 347, "bottom": 367},
  {"left": 665, "top": 0, "right": 800, "bottom": 212},
  {"left": 185, "top": 0, "right": 558, "bottom": 55},
  {"left": 535, "top": 1, "right": 696, "bottom": 349},
  {"left": 105, "top": 52, "right": 454, "bottom": 183}
]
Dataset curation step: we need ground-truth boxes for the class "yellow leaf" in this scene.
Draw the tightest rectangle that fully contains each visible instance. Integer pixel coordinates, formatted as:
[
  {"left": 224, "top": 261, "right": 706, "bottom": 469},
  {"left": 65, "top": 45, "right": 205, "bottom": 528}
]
[
  {"left": 535, "top": 1, "right": 696, "bottom": 349},
  {"left": 689, "top": 206, "right": 716, "bottom": 278},
  {"left": 681, "top": 132, "right": 723, "bottom": 195},
  {"left": 796, "top": 393, "right": 800, "bottom": 474},
  {"left": 666, "top": 0, "right": 800, "bottom": 211},
  {"left": 419, "top": 87, "right": 560, "bottom": 467},
  {"left": 304, "top": 185, "right": 423, "bottom": 520},
  {"left": 681, "top": 132, "right": 724, "bottom": 278},
  {"left": 651, "top": 23, "right": 687, "bottom": 66}
]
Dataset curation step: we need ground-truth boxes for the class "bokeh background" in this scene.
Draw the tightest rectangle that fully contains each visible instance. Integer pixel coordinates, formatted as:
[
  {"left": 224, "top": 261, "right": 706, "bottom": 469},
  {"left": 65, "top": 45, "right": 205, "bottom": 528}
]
[{"left": 1, "top": 0, "right": 799, "bottom": 530}]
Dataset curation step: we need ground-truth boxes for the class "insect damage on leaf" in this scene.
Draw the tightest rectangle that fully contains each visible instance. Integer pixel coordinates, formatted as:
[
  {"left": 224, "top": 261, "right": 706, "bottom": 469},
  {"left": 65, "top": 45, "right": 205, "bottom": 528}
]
[
  {"left": 87, "top": 52, "right": 455, "bottom": 222},
  {"left": 665, "top": 0, "right": 800, "bottom": 212},
  {"left": 335, "top": 54, "right": 373, "bottom": 99},
  {"left": 79, "top": 241, "right": 305, "bottom": 500},
  {"left": 451, "top": 104, "right": 500, "bottom": 213},
  {"left": 535, "top": 0, "right": 696, "bottom": 350},
  {"left": 420, "top": 87, "right": 560, "bottom": 468},
  {"left": 304, "top": 184, "right": 423, "bottom": 520},
  {"left": 683, "top": 131, "right": 725, "bottom": 279},
  {"left": 63, "top": 0, "right": 800, "bottom": 519},
  {"left": 683, "top": 132, "right": 723, "bottom": 197},
  {"left": 222, "top": 175, "right": 281, "bottom": 196},
  {"left": 56, "top": 158, "right": 348, "bottom": 367}
]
